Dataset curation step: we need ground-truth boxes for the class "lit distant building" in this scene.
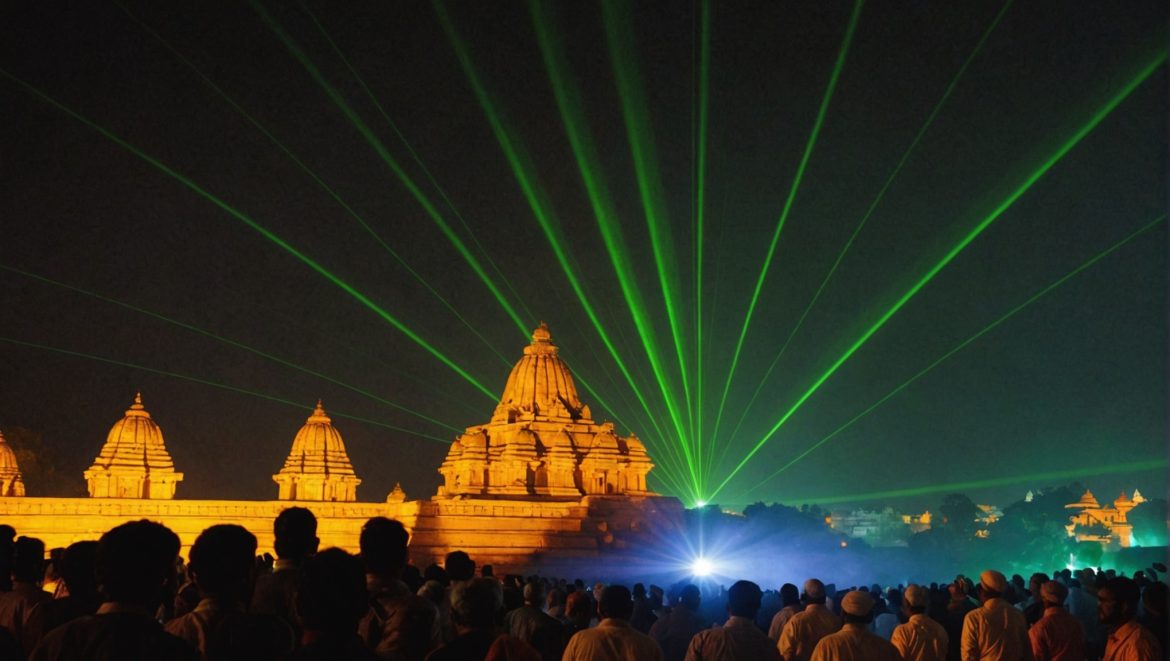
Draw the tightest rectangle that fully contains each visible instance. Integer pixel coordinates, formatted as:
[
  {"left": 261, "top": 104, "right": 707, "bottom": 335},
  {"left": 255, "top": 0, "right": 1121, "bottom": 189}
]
[
  {"left": 828, "top": 507, "right": 931, "bottom": 546},
  {"left": 0, "top": 324, "right": 681, "bottom": 572},
  {"left": 1065, "top": 489, "right": 1138, "bottom": 549}
]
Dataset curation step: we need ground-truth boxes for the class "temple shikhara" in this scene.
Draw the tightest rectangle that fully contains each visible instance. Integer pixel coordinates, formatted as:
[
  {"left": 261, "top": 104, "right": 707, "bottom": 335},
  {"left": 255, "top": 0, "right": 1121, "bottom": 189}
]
[
  {"left": 0, "top": 324, "right": 682, "bottom": 571},
  {"left": 438, "top": 323, "right": 653, "bottom": 499}
]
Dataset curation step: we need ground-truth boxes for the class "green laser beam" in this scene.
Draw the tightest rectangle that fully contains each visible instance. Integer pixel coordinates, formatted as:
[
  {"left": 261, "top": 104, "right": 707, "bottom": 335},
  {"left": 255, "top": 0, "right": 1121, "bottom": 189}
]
[
  {"left": 296, "top": 1, "right": 538, "bottom": 329},
  {"left": 526, "top": 0, "right": 697, "bottom": 487},
  {"left": 788, "top": 460, "right": 1167, "bottom": 506},
  {"left": 1, "top": 263, "right": 462, "bottom": 433},
  {"left": 601, "top": 0, "right": 695, "bottom": 454},
  {"left": 0, "top": 336, "right": 450, "bottom": 444},
  {"left": 433, "top": 0, "right": 700, "bottom": 499},
  {"left": 734, "top": 214, "right": 1166, "bottom": 501},
  {"left": 709, "top": 52, "right": 1167, "bottom": 500},
  {"left": 694, "top": 0, "right": 712, "bottom": 490},
  {"left": 710, "top": 0, "right": 866, "bottom": 459},
  {"left": 0, "top": 67, "right": 497, "bottom": 401},
  {"left": 721, "top": 0, "right": 1015, "bottom": 456},
  {"left": 249, "top": 0, "right": 531, "bottom": 338},
  {"left": 113, "top": 1, "right": 512, "bottom": 369}
]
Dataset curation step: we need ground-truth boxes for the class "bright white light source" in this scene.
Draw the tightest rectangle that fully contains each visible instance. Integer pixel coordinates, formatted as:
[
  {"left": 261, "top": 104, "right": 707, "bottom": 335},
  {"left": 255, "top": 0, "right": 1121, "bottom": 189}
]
[
  {"left": 695, "top": 500, "right": 707, "bottom": 508},
  {"left": 692, "top": 557, "right": 714, "bottom": 577}
]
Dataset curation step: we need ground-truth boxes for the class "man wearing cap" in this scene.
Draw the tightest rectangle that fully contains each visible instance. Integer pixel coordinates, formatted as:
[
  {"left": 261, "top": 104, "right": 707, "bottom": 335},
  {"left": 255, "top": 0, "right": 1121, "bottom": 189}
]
[
  {"left": 809, "top": 590, "right": 898, "bottom": 661},
  {"left": 779, "top": 579, "right": 841, "bottom": 661},
  {"left": 891, "top": 584, "right": 948, "bottom": 661},
  {"left": 685, "top": 580, "right": 780, "bottom": 661},
  {"left": 1028, "top": 581, "right": 1084, "bottom": 661},
  {"left": 960, "top": 569, "right": 1031, "bottom": 661},
  {"left": 1098, "top": 576, "right": 1161, "bottom": 661}
]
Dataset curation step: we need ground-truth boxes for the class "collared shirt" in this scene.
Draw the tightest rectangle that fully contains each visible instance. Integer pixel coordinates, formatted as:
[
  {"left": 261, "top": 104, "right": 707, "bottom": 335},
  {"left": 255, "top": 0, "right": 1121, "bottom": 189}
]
[
  {"left": 891, "top": 613, "right": 949, "bottom": 661},
  {"left": 810, "top": 623, "right": 900, "bottom": 661},
  {"left": 563, "top": 617, "right": 664, "bottom": 661},
  {"left": 779, "top": 603, "right": 841, "bottom": 661},
  {"left": 1102, "top": 620, "right": 1162, "bottom": 661},
  {"left": 164, "top": 597, "right": 294, "bottom": 659},
  {"left": 960, "top": 598, "right": 1031, "bottom": 661},
  {"left": 650, "top": 605, "right": 707, "bottom": 661},
  {"left": 769, "top": 605, "right": 801, "bottom": 642},
  {"left": 685, "top": 615, "right": 781, "bottom": 661},
  {"left": 1028, "top": 606, "right": 1084, "bottom": 661}
]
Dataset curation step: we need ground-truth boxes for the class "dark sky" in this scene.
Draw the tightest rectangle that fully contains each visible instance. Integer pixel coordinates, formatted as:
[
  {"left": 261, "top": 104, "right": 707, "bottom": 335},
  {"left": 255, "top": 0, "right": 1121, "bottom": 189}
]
[{"left": 1, "top": 1, "right": 1165, "bottom": 512}]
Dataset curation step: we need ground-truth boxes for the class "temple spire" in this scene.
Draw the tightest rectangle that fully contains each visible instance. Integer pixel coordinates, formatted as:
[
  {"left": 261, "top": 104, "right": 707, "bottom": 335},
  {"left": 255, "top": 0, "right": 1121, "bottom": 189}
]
[{"left": 273, "top": 400, "right": 360, "bottom": 501}]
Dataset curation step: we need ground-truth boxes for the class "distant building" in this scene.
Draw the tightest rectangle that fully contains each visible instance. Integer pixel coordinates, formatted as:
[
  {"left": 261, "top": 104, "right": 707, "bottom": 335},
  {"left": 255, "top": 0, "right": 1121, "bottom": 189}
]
[
  {"left": 828, "top": 507, "right": 930, "bottom": 547},
  {"left": 1065, "top": 489, "right": 1137, "bottom": 549}
]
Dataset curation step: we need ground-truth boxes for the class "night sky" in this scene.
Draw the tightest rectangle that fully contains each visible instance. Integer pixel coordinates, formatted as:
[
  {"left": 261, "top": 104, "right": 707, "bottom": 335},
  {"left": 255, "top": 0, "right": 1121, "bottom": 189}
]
[{"left": 1, "top": 1, "right": 1165, "bottom": 512}]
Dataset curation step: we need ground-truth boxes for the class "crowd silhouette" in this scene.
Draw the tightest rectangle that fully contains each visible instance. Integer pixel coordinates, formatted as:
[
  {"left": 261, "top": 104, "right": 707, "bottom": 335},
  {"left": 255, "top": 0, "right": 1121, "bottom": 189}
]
[{"left": 0, "top": 512, "right": 1163, "bottom": 660}]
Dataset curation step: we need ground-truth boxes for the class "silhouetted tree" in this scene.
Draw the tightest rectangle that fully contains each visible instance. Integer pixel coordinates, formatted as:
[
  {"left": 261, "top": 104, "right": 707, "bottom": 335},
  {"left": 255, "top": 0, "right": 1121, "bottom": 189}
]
[{"left": 4, "top": 427, "right": 85, "bottom": 496}]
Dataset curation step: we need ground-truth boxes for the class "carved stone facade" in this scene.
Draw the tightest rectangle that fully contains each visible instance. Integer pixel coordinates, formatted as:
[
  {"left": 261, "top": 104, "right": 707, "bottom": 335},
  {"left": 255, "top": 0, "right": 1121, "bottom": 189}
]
[
  {"left": 83, "top": 394, "right": 183, "bottom": 499},
  {"left": 273, "top": 401, "right": 361, "bottom": 501},
  {"left": 438, "top": 324, "right": 654, "bottom": 499}
]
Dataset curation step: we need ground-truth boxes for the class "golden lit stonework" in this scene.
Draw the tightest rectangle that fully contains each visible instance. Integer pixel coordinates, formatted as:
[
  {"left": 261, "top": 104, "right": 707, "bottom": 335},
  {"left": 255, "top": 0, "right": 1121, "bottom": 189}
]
[
  {"left": 438, "top": 323, "right": 654, "bottom": 499},
  {"left": 83, "top": 393, "right": 183, "bottom": 499},
  {"left": 273, "top": 400, "right": 361, "bottom": 501},
  {"left": 0, "top": 429, "right": 26, "bottom": 497}
]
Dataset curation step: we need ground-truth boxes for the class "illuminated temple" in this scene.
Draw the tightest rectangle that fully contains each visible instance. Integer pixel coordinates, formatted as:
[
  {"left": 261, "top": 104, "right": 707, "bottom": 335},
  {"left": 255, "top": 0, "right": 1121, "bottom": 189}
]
[{"left": 0, "top": 325, "right": 682, "bottom": 571}]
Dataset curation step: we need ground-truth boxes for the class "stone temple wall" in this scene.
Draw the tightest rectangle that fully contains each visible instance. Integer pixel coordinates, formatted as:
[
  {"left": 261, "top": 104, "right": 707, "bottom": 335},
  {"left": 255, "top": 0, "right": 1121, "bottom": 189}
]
[{"left": 0, "top": 494, "right": 684, "bottom": 576}]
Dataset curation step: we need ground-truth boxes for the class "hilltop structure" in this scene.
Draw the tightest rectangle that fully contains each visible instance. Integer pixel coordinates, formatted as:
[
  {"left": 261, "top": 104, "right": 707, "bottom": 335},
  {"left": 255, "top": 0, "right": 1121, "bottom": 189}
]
[
  {"left": 0, "top": 324, "right": 681, "bottom": 572},
  {"left": 1065, "top": 489, "right": 1138, "bottom": 548}
]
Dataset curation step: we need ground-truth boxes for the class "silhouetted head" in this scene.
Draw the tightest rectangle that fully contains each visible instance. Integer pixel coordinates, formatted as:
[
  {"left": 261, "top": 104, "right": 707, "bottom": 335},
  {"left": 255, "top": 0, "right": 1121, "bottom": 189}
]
[
  {"left": 273, "top": 507, "right": 318, "bottom": 562},
  {"left": 565, "top": 590, "right": 592, "bottom": 622},
  {"left": 360, "top": 517, "right": 409, "bottom": 578},
  {"left": 599, "top": 585, "right": 633, "bottom": 621},
  {"left": 727, "top": 580, "right": 763, "bottom": 619},
  {"left": 802, "top": 579, "right": 827, "bottom": 605},
  {"left": 1098, "top": 576, "right": 1140, "bottom": 626},
  {"left": 59, "top": 541, "right": 99, "bottom": 598},
  {"left": 779, "top": 583, "right": 800, "bottom": 607},
  {"left": 444, "top": 550, "right": 475, "bottom": 582},
  {"left": 98, "top": 520, "right": 180, "bottom": 609},
  {"left": 523, "top": 581, "right": 545, "bottom": 606},
  {"left": 297, "top": 548, "right": 367, "bottom": 634},
  {"left": 450, "top": 577, "right": 503, "bottom": 630},
  {"left": 12, "top": 536, "right": 45, "bottom": 583},
  {"left": 679, "top": 584, "right": 701, "bottom": 611},
  {"left": 188, "top": 524, "right": 257, "bottom": 602}
]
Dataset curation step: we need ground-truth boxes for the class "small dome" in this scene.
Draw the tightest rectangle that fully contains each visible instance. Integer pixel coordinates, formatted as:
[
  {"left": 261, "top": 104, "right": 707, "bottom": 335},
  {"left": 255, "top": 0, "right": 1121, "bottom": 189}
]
[
  {"left": 1066, "top": 489, "right": 1100, "bottom": 509},
  {"left": 0, "top": 429, "right": 20, "bottom": 472},
  {"left": 0, "top": 430, "right": 25, "bottom": 497},
  {"left": 84, "top": 393, "right": 183, "bottom": 499},
  {"left": 491, "top": 324, "right": 587, "bottom": 423},
  {"left": 273, "top": 400, "right": 360, "bottom": 501},
  {"left": 97, "top": 393, "right": 175, "bottom": 470}
]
